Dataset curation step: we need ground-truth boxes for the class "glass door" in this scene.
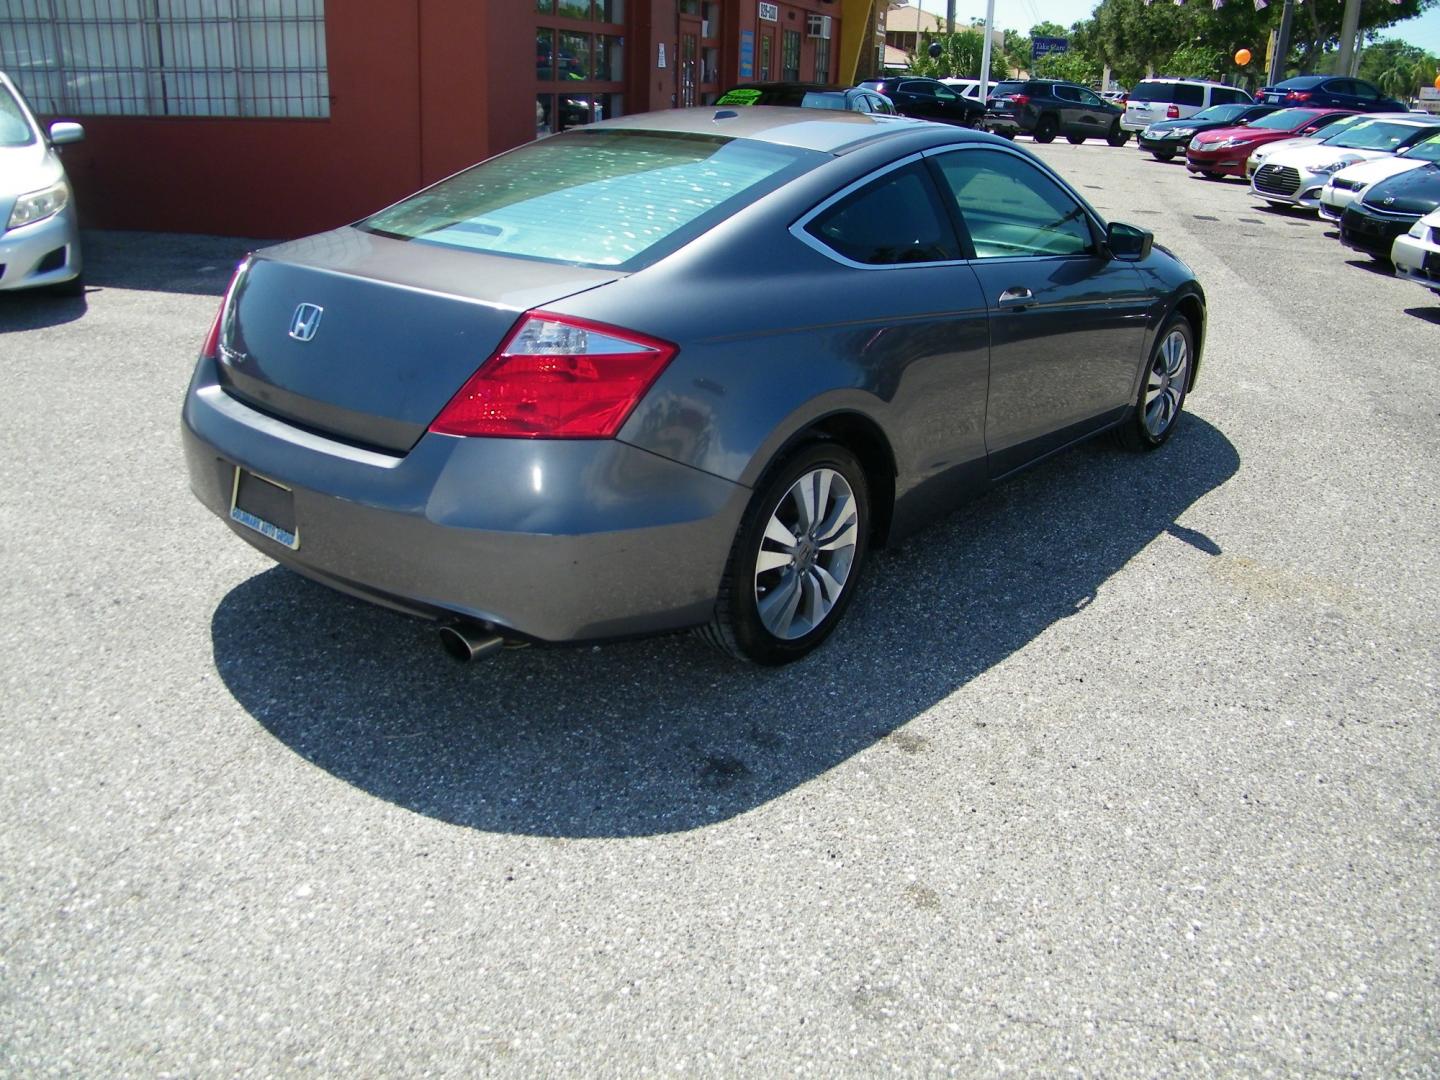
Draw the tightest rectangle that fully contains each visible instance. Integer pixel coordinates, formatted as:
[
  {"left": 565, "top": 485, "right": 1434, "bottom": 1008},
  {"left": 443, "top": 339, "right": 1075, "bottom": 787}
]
[{"left": 679, "top": 19, "right": 700, "bottom": 107}]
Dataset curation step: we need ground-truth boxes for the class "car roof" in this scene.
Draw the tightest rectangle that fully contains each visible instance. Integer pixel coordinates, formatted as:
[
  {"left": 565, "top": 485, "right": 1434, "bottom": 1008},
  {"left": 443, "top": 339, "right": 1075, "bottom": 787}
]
[
  {"left": 732, "top": 82, "right": 855, "bottom": 93},
  {"left": 590, "top": 105, "right": 940, "bottom": 153},
  {"left": 1275, "top": 76, "right": 1328, "bottom": 88}
]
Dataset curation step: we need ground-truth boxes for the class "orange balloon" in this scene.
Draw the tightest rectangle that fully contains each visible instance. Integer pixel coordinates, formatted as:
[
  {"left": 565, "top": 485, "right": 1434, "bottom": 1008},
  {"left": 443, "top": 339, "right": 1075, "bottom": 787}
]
[
  {"left": 1235, "top": 48, "right": 1252, "bottom": 66},
  {"left": 1435, "top": 73, "right": 1440, "bottom": 89}
]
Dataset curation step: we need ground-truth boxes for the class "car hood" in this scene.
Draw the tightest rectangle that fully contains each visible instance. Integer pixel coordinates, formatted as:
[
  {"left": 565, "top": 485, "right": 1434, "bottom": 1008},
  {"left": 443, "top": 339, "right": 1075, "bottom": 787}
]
[
  {"left": 1263, "top": 143, "right": 1393, "bottom": 170},
  {"left": 1189, "top": 123, "right": 1266, "bottom": 145},
  {"left": 0, "top": 140, "right": 66, "bottom": 204},
  {"left": 1250, "top": 135, "right": 1322, "bottom": 160},
  {"left": 1360, "top": 164, "right": 1440, "bottom": 216},
  {"left": 1331, "top": 155, "right": 1427, "bottom": 187}
]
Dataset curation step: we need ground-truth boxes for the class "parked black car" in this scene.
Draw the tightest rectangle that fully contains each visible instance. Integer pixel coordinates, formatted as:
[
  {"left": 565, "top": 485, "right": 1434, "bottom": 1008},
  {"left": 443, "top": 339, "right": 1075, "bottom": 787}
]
[
  {"left": 1258, "top": 76, "right": 1407, "bottom": 113},
  {"left": 716, "top": 83, "right": 898, "bottom": 115},
  {"left": 1136, "top": 102, "right": 1280, "bottom": 161},
  {"left": 1339, "top": 163, "right": 1440, "bottom": 261},
  {"left": 983, "top": 79, "right": 1128, "bottom": 145},
  {"left": 856, "top": 77, "right": 984, "bottom": 126}
]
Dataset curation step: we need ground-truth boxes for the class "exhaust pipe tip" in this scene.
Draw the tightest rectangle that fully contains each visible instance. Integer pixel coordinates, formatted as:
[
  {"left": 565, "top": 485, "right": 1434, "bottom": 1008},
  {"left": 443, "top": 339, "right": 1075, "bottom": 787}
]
[{"left": 438, "top": 622, "right": 505, "bottom": 663}]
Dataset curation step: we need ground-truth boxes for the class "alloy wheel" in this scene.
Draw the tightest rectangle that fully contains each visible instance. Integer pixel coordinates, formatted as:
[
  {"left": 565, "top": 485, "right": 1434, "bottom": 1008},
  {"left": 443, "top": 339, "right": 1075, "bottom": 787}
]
[
  {"left": 1145, "top": 327, "right": 1189, "bottom": 437},
  {"left": 753, "top": 468, "right": 860, "bottom": 640}
]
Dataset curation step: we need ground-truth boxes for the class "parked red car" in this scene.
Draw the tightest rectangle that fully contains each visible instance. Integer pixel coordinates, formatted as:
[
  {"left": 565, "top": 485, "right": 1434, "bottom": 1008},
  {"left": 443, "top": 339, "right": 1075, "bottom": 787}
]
[{"left": 1184, "top": 107, "right": 1355, "bottom": 178}]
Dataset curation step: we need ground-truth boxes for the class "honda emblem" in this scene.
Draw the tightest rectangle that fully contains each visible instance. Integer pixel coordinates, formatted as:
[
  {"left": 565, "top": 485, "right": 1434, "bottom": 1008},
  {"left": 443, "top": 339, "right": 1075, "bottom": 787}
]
[{"left": 289, "top": 303, "right": 324, "bottom": 342}]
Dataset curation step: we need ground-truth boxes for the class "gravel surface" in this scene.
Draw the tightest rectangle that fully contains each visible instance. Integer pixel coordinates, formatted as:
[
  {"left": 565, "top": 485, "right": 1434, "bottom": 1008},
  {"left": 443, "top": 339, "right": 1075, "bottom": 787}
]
[{"left": 1, "top": 139, "right": 1436, "bottom": 1078}]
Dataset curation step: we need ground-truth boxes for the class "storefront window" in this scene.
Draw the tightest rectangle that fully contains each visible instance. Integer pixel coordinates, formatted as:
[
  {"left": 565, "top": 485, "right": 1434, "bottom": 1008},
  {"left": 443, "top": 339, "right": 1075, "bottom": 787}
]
[
  {"left": 536, "top": 28, "right": 554, "bottom": 80},
  {"left": 557, "top": 0, "right": 589, "bottom": 19},
  {"left": 536, "top": 0, "right": 554, "bottom": 12},
  {"left": 781, "top": 29, "right": 800, "bottom": 81},
  {"left": 814, "top": 38, "right": 829, "bottom": 84},
  {"left": 536, "top": 92, "right": 624, "bottom": 135},
  {"left": 596, "top": 0, "right": 624, "bottom": 21},
  {"left": 595, "top": 36, "right": 624, "bottom": 81},
  {"left": 559, "top": 30, "right": 591, "bottom": 79}
]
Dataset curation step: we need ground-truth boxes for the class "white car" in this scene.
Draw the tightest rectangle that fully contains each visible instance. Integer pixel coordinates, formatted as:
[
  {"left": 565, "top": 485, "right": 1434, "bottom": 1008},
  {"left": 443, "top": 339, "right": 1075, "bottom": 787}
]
[
  {"left": 1244, "top": 113, "right": 1377, "bottom": 180},
  {"left": 0, "top": 71, "right": 85, "bottom": 295},
  {"left": 1251, "top": 115, "right": 1440, "bottom": 210},
  {"left": 1319, "top": 133, "right": 1440, "bottom": 221},
  {"left": 939, "top": 78, "right": 996, "bottom": 104},
  {"left": 1391, "top": 205, "right": 1440, "bottom": 297}
]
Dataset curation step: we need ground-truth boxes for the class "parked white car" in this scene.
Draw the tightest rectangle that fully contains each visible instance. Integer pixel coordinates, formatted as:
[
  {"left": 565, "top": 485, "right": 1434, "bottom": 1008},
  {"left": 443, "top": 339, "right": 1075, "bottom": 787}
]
[
  {"left": 1251, "top": 115, "right": 1440, "bottom": 210},
  {"left": 1319, "top": 133, "right": 1440, "bottom": 221},
  {"left": 0, "top": 70, "right": 85, "bottom": 295},
  {"left": 1391, "top": 205, "right": 1440, "bottom": 297},
  {"left": 1122, "top": 78, "right": 1251, "bottom": 132},
  {"left": 939, "top": 78, "right": 996, "bottom": 104},
  {"left": 1244, "top": 113, "right": 1379, "bottom": 179}
]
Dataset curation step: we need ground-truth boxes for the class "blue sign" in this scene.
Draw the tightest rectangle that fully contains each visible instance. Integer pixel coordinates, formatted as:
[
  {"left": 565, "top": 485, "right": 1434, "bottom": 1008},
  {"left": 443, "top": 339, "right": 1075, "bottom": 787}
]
[
  {"left": 1032, "top": 36, "right": 1069, "bottom": 58},
  {"left": 739, "top": 29, "right": 754, "bottom": 79}
]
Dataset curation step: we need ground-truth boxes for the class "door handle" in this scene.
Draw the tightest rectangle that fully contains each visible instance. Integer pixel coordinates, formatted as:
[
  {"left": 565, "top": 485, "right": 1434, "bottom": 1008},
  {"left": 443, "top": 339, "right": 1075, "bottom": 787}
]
[{"left": 997, "top": 286, "right": 1034, "bottom": 308}]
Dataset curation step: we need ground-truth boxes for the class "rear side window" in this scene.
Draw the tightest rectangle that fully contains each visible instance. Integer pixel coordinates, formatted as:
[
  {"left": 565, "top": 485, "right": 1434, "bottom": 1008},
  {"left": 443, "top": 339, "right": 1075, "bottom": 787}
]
[
  {"left": 933, "top": 149, "right": 1095, "bottom": 259},
  {"left": 902, "top": 81, "right": 935, "bottom": 98},
  {"left": 1174, "top": 84, "right": 1205, "bottom": 107},
  {"left": 798, "top": 92, "right": 848, "bottom": 111},
  {"left": 361, "top": 129, "right": 813, "bottom": 268},
  {"left": 805, "top": 161, "right": 959, "bottom": 265},
  {"left": 1129, "top": 81, "right": 1178, "bottom": 103}
]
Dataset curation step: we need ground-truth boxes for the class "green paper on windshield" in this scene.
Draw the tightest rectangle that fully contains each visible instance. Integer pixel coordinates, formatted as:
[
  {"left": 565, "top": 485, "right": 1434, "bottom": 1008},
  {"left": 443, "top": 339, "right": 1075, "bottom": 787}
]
[{"left": 716, "top": 89, "right": 763, "bottom": 106}]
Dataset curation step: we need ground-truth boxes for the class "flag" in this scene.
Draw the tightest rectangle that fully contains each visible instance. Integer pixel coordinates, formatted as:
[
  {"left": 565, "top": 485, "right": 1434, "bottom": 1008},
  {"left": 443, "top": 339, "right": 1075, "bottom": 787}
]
[{"left": 1253, "top": 0, "right": 1267, "bottom": 9}]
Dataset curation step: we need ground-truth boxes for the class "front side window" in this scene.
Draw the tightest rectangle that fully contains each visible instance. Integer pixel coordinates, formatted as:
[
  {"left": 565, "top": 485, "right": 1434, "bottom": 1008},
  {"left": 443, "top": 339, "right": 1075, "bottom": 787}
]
[
  {"left": 0, "top": 83, "right": 38, "bottom": 147},
  {"left": 933, "top": 149, "right": 1095, "bottom": 259},
  {"left": 805, "top": 161, "right": 959, "bottom": 266},
  {"left": 363, "top": 130, "right": 814, "bottom": 268},
  {"left": 1077, "top": 88, "right": 1106, "bottom": 107}
]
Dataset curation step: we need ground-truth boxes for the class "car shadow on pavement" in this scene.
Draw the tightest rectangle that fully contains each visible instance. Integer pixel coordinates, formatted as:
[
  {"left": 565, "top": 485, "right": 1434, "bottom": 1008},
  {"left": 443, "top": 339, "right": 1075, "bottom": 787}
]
[
  {"left": 211, "top": 416, "right": 1239, "bottom": 839},
  {"left": 0, "top": 289, "right": 87, "bottom": 332},
  {"left": 1403, "top": 305, "right": 1440, "bottom": 324},
  {"left": 77, "top": 229, "right": 267, "bottom": 296}
]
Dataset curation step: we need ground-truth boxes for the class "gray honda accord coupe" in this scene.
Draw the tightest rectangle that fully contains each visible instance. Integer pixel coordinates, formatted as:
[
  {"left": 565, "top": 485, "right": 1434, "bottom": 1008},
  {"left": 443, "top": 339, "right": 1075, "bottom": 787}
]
[{"left": 183, "top": 107, "right": 1206, "bottom": 664}]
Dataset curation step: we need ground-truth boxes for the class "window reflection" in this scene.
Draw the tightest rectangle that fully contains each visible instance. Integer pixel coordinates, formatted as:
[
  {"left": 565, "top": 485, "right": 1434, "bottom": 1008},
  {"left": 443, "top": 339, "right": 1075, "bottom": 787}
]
[{"left": 536, "top": 28, "right": 554, "bottom": 80}]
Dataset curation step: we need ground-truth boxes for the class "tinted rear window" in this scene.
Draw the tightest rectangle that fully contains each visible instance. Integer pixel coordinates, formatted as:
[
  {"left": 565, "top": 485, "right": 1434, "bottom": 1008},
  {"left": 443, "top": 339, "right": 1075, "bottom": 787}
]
[
  {"left": 993, "top": 81, "right": 1027, "bottom": 97},
  {"left": 360, "top": 129, "right": 813, "bottom": 268},
  {"left": 1174, "top": 84, "right": 1205, "bottom": 107}
]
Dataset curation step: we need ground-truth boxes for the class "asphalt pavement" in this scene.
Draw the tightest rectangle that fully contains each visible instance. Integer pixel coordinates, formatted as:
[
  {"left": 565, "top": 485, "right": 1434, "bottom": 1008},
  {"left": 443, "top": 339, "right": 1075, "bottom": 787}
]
[{"left": 1, "top": 139, "right": 1436, "bottom": 1077}]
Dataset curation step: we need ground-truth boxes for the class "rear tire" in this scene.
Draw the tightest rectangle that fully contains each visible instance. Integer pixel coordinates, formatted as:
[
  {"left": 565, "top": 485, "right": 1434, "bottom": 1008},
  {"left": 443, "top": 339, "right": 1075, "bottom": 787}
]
[
  {"left": 1032, "top": 115, "right": 1058, "bottom": 143},
  {"left": 700, "top": 442, "right": 870, "bottom": 665},
  {"left": 1067, "top": 133, "right": 1086, "bottom": 145},
  {"left": 1107, "top": 123, "right": 1130, "bottom": 147},
  {"left": 1116, "top": 316, "right": 1193, "bottom": 452}
]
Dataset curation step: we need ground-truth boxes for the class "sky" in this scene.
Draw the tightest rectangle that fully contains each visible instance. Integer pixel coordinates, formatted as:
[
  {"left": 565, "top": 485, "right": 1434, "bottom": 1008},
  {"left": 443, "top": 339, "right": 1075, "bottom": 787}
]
[{"left": 907, "top": 0, "right": 1440, "bottom": 55}]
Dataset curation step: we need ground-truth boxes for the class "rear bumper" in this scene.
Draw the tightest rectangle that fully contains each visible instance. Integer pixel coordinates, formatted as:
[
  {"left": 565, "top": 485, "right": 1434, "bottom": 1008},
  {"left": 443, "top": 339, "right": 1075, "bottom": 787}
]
[
  {"left": 182, "top": 357, "right": 750, "bottom": 642},
  {"left": 981, "top": 111, "right": 1023, "bottom": 133},
  {"left": 0, "top": 203, "right": 82, "bottom": 292}
]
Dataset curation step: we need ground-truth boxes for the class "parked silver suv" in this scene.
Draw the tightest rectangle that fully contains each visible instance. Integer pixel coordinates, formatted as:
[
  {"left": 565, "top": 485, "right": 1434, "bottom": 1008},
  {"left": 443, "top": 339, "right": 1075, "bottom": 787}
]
[{"left": 1122, "top": 78, "right": 1252, "bottom": 133}]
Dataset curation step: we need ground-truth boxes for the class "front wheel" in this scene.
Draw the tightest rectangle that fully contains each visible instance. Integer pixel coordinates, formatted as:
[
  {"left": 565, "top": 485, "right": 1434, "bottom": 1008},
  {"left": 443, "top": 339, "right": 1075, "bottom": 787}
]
[
  {"left": 1116, "top": 316, "right": 1193, "bottom": 451},
  {"left": 1032, "top": 115, "right": 1058, "bottom": 143},
  {"left": 1067, "top": 133, "right": 1086, "bottom": 145},
  {"left": 1200, "top": 170, "right": 1222, "bottom": 180},
  {"left": 701, "top": 443, "right": 870, "bottom": 665},
  {"left": 1150, "top": 148, "right": 1176, "bottom": 162},
  {"left": 1108, "top": 123, "right": 1130, "bottom": 147}
]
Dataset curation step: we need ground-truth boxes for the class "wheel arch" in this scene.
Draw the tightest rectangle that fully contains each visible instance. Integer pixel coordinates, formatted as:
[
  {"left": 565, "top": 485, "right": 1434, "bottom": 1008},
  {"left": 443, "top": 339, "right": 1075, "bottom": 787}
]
[
  {"left": 755, "top": 410, "right": 899, "bottom": 549},
  {"left": 1171, "top": 291, "right": 1206, "bottom": 389}
]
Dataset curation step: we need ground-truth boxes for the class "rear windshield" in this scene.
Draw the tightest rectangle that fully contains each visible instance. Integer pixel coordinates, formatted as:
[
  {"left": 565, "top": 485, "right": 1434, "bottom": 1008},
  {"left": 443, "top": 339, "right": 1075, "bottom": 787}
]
[
  {"left": 1330, "top": 121, "right": 1435, "bottom": 151},
  {"left": 716, "top": 88, "right": 847, "bottom": 110},
  {"left": 360, "top": 129, "right": 814, "bottom": 268},
  {"left": 1274, "top": 76, "right": 1325, "bottom": 90},
  {"left": 0, "top": 83, "right": 38, "bottom": 148},
  {"left": 992, "top": 81, "right": 1027, "bottom": 97}
]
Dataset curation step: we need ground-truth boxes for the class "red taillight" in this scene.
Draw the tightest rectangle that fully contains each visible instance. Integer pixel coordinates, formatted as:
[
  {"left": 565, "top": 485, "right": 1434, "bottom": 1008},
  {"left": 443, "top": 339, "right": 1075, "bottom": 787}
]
[
  {"left": 429, "top": 312, "right": 678, "bottom": 439},
  {"left": 1286, "top": 91, "right": 1311, "bottom": 102},
  {"left": 202, "top": 262, "right": 246, "bottom": 360},
  {"left": 1011, "top": 93, "right": 1030, "bottom": 106},
  {"left": 1167, "top": 105, "right": 1180, "bottom": 118}
]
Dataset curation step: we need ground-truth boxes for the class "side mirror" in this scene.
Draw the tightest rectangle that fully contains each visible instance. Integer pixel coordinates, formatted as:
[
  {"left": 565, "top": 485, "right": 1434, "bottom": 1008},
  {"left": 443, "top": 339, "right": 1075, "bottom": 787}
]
[
  {"left": 48, "top": 121, "right": 85, "bottom": 145},
  {"left": 1106, "top": 221, "right": 1153, "bottom": 261}
]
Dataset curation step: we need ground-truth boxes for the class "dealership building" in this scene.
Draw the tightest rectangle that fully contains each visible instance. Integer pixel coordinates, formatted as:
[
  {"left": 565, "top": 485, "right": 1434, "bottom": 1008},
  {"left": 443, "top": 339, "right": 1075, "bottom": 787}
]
[{"left": 2, "top": 0, "right": 885, "bottom": 237}]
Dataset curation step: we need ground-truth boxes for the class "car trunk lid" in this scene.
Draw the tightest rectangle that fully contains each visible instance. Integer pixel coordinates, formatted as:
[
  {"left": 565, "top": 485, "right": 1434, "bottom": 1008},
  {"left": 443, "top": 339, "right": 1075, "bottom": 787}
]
[{"left": 216, "top": 227, "right": 624, "bottom": 454}]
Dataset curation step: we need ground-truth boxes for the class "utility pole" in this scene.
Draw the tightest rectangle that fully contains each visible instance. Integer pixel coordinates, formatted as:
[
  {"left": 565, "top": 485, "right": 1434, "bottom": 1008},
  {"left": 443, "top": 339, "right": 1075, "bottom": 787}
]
[
  {"left": 1268, "top": 0, "right": 1295, "bottom": 84},
  {"left": 1336, "top": 0, "right": 1363, "bottom": 76},
  {"left": 978, "top": 0, "right": 994, "bottom": 91},
  {"left": 946, "top": 0, "right": 956, "bottom": 34}
]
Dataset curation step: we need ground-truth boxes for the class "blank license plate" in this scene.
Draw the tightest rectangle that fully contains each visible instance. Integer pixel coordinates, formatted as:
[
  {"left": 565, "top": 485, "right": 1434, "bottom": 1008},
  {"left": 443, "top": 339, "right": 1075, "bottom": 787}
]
[
  {"left": 230, "top": 467, "right": 299, "bottom": 549},
  {"left": 1424, "top": 251, "right": 1440, "bottom": 274}
]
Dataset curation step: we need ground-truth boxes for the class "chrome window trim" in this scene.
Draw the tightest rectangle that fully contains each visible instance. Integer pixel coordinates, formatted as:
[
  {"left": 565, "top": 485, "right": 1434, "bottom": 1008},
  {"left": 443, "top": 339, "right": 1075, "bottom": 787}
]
[{"left": 789, "top": 142, "right": 1107, "bottom": 272}]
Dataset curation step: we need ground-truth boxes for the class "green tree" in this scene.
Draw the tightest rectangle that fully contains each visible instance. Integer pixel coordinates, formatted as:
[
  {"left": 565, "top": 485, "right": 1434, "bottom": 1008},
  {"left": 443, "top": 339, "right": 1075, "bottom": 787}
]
[{"left": 909, "top": 30, "right": 1010, "bottom": 80}]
